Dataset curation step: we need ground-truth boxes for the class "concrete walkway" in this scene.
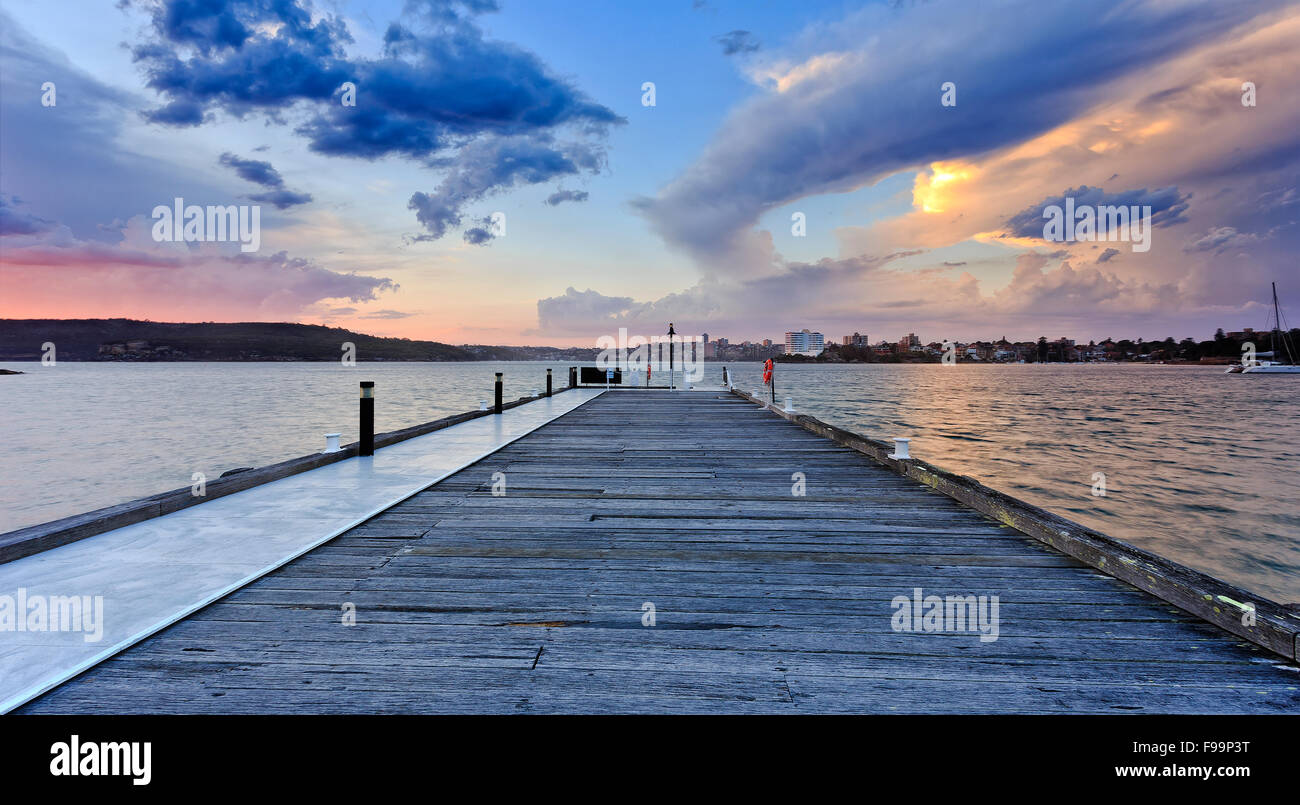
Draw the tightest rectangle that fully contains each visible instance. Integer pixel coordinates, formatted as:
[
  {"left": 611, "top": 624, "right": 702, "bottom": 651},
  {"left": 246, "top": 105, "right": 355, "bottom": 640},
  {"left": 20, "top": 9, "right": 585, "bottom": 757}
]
[{"left": 0, "top": 389, "right": 605, "bottom": 712}]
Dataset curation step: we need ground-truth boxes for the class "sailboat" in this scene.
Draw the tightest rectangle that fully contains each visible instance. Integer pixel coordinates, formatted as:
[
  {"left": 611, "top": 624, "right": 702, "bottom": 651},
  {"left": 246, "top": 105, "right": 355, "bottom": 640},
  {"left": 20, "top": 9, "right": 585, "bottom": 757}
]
[{"left": 1225, "top": 282, "right": 1300, "bottom": 373}]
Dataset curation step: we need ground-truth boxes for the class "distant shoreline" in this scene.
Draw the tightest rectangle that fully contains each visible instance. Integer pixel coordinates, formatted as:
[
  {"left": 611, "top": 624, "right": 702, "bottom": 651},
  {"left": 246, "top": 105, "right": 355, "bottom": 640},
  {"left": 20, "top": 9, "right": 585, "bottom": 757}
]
[{"left": 0, "top": 318, "right": 600, "bottom": 363}]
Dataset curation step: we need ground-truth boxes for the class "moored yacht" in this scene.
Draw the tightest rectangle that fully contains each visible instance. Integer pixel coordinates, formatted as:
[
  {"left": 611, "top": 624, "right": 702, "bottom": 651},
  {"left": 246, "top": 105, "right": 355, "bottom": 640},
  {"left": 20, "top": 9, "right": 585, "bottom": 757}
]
[{"left": 1225, "top": 282, "right": 1299, "bottom": 374}]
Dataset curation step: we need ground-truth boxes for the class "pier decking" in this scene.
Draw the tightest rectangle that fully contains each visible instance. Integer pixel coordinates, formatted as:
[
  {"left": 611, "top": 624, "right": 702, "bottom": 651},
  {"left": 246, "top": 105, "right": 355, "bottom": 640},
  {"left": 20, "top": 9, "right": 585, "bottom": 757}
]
[{"left": 15, "top": 390, "right": 1300, "bottom": 713}]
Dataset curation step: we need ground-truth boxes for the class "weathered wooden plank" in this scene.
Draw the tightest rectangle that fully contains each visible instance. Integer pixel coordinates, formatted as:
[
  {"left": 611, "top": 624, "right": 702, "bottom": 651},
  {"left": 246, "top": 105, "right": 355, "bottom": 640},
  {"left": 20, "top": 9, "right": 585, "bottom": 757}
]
[
  {"left": 126, "top": 616, "right": 1279, "bottom": 664},
  {"left": 399, "top": 543, "right": 1076, "bottom": 567},
  {"left": 21, "top": 663, "right": 1296, "bottom": 715},
  {"left": 102, "top": 639, "right": 1300, "bottom": 689},
  {"left": 177, "top": 602, "right": 1238, "bottom": 639}
]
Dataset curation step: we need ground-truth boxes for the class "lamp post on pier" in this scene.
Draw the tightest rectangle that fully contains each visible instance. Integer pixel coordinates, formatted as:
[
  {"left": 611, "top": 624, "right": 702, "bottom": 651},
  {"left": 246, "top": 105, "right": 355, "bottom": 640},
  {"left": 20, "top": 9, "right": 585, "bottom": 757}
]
[{"left": 668, "top": 322, "right": 676, "bottom": 390}]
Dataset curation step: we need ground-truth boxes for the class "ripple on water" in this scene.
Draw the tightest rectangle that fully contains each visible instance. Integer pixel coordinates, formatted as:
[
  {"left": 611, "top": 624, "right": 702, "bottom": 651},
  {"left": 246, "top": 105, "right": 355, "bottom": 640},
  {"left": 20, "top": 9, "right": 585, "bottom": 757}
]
[{"left": 765, "top": 364, "right": 1300, "bottom": 604}]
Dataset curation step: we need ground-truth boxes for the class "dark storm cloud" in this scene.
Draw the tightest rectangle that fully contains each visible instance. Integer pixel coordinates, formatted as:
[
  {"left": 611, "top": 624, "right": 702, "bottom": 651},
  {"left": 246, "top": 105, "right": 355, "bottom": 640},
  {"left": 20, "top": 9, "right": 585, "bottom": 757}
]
[
  {"left": 219, "top": 152, "right": 313, "bottom": 208},
  {"left": 545, "top": 190, "right": 589, "bottom": 206},
  {"left": 133, "top": 3, "right": 351, "bottom": 127},
  {"left": 462, "top": 221, "right": 495, "bottom": 245},
  {"left": 1003, "top": 185, "right": 1191, "bottom": 239},
  {"left": 133, "top": 0, "right": 621, "bottom": 155},
  {"left": 248, "top": 188, "right": 314, "bottom": 209},
  {"left": 132, "top": 0, "right": 622, "bottom": 239},
  {"left": 715, "top": 30, "right": 760, "bottom": 56},
  {"left": 402, "top": 0, "right": 502, "bottom": 26},
  {"left": 409, "top": 135, "right": 605, "bottom": 243},
  {"left": 218, "top": 152, "right": 284, "bottom": 188}
]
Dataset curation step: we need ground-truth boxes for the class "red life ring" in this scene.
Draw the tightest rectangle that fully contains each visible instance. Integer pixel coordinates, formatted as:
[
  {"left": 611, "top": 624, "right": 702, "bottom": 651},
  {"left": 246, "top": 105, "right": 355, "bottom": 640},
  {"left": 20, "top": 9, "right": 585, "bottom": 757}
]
[{"left": 762, "top": 359, "right": 773, "bottom": 384}]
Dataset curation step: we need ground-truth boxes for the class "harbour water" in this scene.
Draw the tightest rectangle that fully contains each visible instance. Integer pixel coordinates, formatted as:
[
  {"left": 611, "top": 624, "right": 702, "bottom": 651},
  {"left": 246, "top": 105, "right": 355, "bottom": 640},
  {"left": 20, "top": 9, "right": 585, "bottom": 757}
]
[{"left": 1, "top": 361, "right": 1296, "bottom": 604}]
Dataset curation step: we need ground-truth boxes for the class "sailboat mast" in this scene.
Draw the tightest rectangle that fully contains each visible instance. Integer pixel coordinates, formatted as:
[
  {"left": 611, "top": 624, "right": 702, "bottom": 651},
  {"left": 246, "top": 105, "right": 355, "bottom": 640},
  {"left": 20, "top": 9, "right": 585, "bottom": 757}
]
[
  {"left": 1273, "top": 282, "right": 1280, "bottom": 357},
  {"left": 1274, "top": 281, "right": 1296, "bottom": 364}
]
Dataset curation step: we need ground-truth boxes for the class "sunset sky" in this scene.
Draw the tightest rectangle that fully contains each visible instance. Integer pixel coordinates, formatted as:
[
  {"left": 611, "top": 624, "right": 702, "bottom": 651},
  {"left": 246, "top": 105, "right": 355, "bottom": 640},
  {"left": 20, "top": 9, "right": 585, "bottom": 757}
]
[{"left": 1, "top": 0, "right": 1297, "bottom": 347}]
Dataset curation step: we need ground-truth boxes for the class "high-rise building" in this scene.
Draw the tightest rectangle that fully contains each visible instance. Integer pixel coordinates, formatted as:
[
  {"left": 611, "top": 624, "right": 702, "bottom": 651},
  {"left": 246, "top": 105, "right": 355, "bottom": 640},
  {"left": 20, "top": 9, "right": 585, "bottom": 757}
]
[
  {"left": 842, "top": 332, "right": 868, "bottom": 347},
  {"left": 784, "top": 329, "right": 825, "bottom": 356}
]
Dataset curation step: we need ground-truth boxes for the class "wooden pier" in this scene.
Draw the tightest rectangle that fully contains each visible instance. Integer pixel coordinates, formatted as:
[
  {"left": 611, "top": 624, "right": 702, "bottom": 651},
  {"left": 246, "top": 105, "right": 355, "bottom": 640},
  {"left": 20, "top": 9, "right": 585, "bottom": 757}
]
[{"left": 16, "top": 390, "right": 1300, "bottom": 713}]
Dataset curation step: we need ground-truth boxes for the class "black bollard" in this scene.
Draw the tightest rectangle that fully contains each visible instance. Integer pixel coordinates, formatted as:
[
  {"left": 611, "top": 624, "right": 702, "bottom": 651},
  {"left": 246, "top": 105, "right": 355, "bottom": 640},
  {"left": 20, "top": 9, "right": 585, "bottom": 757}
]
[
  {"left": 546, "top": 368, "right": 553, "bottom": 397},
  {"left": 494, "top": 372, "right": 503, "bottom": 414},
  {"left": 359, "top": 381, "right": 374, "bottom": 456}
]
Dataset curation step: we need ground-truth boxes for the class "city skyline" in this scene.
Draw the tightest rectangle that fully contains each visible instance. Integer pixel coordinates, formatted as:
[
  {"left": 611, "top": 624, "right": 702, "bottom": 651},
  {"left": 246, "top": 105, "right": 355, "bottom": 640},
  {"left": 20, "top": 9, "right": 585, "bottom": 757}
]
[{"left": 700, "top": 322, "right": 1286, "bottom": 352}]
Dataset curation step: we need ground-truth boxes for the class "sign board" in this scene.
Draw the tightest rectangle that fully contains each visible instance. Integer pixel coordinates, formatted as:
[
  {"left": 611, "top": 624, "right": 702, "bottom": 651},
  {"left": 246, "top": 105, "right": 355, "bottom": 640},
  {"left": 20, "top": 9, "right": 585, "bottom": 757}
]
[{"left": 579, "top": 367, "right": 621, "bottom": 384}]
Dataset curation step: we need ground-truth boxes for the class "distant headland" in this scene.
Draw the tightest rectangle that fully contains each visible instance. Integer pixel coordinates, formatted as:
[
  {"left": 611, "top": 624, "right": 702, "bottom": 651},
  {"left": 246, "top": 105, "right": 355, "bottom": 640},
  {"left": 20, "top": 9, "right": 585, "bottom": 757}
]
[{"left": 0, "top": 319, "right": 601, "bottom": 362}]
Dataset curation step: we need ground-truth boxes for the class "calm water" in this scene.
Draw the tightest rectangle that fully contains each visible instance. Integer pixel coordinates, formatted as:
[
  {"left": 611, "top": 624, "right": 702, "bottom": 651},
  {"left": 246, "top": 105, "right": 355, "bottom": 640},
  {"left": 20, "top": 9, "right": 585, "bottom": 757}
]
[{"left": 1, "top": 361, "right": 1297, "bottom": 604}]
